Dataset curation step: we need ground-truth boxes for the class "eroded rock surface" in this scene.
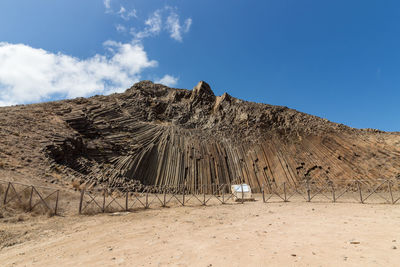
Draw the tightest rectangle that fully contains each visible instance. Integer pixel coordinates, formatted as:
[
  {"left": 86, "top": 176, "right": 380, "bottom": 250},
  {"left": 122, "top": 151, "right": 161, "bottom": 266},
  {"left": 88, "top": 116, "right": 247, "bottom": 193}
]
[{"left": 0, "top": 81, "right": 399, "bottom": 191}]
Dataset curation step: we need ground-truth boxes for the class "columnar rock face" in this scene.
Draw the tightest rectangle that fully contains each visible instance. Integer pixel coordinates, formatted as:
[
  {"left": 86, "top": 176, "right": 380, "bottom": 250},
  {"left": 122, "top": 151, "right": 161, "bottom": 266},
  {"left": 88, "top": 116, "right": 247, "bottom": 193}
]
[{"left": 0, "top": 81, "right": 399, "bottom": 191}]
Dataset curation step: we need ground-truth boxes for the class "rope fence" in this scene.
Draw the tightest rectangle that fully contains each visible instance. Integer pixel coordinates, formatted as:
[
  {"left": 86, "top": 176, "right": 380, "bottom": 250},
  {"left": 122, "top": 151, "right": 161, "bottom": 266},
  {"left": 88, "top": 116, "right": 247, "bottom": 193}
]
[
  {"left": 78, "top": 184, "right": 239, "bottom": 214},
  {"left": 1, "top": 178, "right": 399, "bottom": 216},
  {"left": 0, "top": 180, "right": 60, "bottom": 215},
  {"left": 260, "top": 179, "right": 400, "bottom": 204}
]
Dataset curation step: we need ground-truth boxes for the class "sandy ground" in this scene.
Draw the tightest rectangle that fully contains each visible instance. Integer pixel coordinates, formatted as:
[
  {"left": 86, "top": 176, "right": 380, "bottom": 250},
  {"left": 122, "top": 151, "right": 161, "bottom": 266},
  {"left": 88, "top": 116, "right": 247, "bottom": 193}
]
[{"left": 1, "top": 197, "right": 400, "bottom": 267}]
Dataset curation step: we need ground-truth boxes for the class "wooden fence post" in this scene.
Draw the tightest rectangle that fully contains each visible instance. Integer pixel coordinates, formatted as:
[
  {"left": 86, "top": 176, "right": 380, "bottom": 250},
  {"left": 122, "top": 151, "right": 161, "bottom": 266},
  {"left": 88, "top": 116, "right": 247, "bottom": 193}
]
[
  {"left": 331, "top": 183, "right": 336, "bottom": 203},
  {"left": 262, "top": 184, "right": 265, "bottom": 203},
  {"left": 54, "top": 190, "right": 59, "bottom": 215},
  {"left": 203, "top": 184, "right": 206, "bottom": 206},
  {"left": 29, "top": 186, "right": 34, "bottom": 211},
  {"left": 102, "top": 188, "right": 106, "bottom": 212},
  {"left": 388, "top": 180, "right": 394, "bottom": 204},
  {"left": 3, "top": 182, "right": 10, "bottom": 205},
  {"left": 125, "top": 191, "right": 129, "bottom": 211},
  {"left": 240, "top": 183, "right": 244, "bottom": 204},
  {"left": 163, "top": 186, "right": 167, "bottom": 207},
  {"left": 306, "top": 180, "right": 311, "bottom": 202},
  {"left": 145, "top": 190, "right": 149, "bottom": 209},
  {"left": 357, "top": 181, "right": 363, "bottom": 204},
  {"left": 222, "top": 184, "right": 225, "bottom": 204},
  {"left": 182, "top": 184, "right": 186, "bottom": 206},
  {"left": 79, "top": 189, "right": 85, "bottom": 214},
  {"left": 283, "top": 182, "right": 287, "bottom": 202}
]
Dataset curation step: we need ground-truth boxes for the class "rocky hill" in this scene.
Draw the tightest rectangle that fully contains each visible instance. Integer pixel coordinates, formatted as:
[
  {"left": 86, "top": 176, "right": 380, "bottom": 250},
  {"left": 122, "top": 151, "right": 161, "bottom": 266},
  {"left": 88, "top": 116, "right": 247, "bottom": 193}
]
[{"left": 0, "top": 81, "right": 399, "bottom": 191}]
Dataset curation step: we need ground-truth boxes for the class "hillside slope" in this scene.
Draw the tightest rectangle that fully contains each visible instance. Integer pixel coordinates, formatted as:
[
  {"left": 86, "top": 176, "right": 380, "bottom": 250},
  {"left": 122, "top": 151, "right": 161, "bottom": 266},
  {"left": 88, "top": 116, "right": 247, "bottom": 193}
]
[{"left": 0, "top": 81, "right": 399, "bottom": 191}]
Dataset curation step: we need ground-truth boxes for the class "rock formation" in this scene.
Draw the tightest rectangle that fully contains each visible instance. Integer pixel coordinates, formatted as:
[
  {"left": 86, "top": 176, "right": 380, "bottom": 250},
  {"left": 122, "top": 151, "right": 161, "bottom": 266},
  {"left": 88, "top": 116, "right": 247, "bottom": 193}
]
[{"left": 0, "top": 81, "right": 399, "bottom": 191}]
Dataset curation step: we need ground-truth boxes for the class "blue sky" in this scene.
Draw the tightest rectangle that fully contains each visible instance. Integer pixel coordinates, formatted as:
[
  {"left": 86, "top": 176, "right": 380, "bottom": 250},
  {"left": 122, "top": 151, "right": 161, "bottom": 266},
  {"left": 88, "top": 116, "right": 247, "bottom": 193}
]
[{"left": 0, "top": 0, "right": 399, "bottom": 131}]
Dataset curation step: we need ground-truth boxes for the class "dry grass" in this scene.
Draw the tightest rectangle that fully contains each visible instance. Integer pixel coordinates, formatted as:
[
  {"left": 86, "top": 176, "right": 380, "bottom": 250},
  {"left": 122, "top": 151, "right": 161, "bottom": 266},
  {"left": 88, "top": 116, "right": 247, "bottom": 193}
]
[
  {"left": 80, "top": 200, "right": 123, "bottom": 215},
  {"left": 71, "top": 179, "right": 81, "bottom": 190},
  {"left": 0, "top": 229, "right": 21, "bottom": 248},
  {"left": 0, "top": 184, "right": 55, "bottom": 220},
  {"left": 81, "top": 205, "right": 101, "bottom": 216}
]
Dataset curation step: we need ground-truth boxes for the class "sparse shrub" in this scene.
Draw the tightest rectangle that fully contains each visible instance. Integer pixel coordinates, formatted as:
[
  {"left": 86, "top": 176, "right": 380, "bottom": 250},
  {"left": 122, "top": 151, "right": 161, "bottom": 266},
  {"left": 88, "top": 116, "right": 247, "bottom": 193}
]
[
  {"left": 82, "top": 204, "right": 100, "bottom": 216},
  {"left": 51, "top": 172, "right": 62, "bottom": 181},
  {"left": 8, "top": 187, "right": 32, "bottom": 212},
  {"left": 71, "top": 179, "right": 81, "bottom": 190},
  {"left": 52, "top": 165, "right": 62, "bottom": 173},
  {"left": 0, "top": 184, "right": 56, "bottom": 218},
  {"left": 46, "top": 210, "right": 55, "bottom": 218}
]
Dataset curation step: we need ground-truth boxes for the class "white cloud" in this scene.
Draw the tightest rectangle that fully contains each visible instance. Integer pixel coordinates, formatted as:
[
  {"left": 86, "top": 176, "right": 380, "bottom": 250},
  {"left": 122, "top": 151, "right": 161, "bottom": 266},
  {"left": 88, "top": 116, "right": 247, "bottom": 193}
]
[
  {"left": 166, "top": 13, "right": 182, "bottom": 41},
  {"left": 131, "top": 10, "right": 162, "bottom": 40},
  {"left": 118, "top": 6, "right": 137, "bottom": 20},
  {"left": 104, "top": 0, "right": 111, "bottom": 10},
  {"left": 0, "top": 42, "right": 159, "bottom": 106},
  {"left": 0, "top": 5, "right": 191, "bottom": 106},
  {"left": 184, "top": 18, "right": 192, "bottom": 33},
  {"left": 104, "top": 1, "right": 136, "bottom": 20},
  {"left": 116, "top": 24, "right": 126, "bottom": 32},
  {"left": 105, "top": 4, "right": 192, "bottom": 42},
  {"left": 155, "top": 75, "right": 178, "bottom": 87},
  {"left": 129, "top": 7, "right": 191, "bottom": 42},
  {"left": 118, "top": 6, "right": 125, "bottom": 14},
  {"left": 165, "top": 10, "right": 192, "bottom": 42}
]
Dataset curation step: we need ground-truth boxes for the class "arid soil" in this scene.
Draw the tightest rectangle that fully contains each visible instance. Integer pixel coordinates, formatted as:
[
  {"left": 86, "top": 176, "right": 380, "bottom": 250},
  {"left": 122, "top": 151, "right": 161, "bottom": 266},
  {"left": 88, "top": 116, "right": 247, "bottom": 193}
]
[{"left": 1, "top": 198, "right": 399, "bottom": 267}]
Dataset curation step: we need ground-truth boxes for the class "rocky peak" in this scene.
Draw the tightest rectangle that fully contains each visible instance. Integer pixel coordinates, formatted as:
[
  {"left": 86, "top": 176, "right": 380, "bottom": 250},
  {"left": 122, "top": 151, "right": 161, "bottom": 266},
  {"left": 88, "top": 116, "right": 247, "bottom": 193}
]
[
  {"left": 124, "top": 80, "right": 171, "bottom": 98},
  {"left": 190, "top": 81, "right": 215, "bottom": 104},
  {"left": 213, "top": 92, "right": 232, "bottom": 113}
]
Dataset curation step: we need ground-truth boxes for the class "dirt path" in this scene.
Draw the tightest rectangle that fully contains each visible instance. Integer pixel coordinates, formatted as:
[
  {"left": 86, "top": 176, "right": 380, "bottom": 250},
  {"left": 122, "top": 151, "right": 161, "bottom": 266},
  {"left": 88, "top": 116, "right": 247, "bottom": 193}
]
[{"left": 1, "top": 199, "right": 399, "bottom": 266}]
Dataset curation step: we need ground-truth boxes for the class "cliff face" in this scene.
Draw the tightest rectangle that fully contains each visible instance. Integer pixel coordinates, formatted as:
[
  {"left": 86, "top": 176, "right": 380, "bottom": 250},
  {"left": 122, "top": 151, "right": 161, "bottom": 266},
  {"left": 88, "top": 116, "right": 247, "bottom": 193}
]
[{"left": 0, "top": 81, "right": 399, "bottom": 191}]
